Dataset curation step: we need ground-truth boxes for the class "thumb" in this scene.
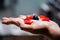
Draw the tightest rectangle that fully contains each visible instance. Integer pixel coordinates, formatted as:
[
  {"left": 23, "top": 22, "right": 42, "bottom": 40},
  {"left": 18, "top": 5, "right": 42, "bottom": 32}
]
[{"left": 46, "top": 21, "right": 60, "bottom": 36}]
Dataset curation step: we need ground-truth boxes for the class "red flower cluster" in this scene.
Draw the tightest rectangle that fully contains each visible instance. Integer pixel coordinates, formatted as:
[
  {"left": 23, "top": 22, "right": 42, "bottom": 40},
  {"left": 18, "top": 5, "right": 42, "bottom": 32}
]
[{"left": 24, "top": 15, "right": 50, "bottom": 24}]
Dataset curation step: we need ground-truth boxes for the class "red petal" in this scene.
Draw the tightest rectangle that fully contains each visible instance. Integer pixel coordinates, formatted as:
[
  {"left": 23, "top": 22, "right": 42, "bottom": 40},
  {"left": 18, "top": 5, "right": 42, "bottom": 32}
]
[
  {"left": 24, "top": 20, "right": 32, "bottom": 24},
  {"left": 44, "top": 17, "right": 50, "bottom": 21},
  {"left": 39, "top": 15, "right": 46, "bottom": 20},
  {"left": 25, "top": 16, "right": 33, "bottom": 20}
]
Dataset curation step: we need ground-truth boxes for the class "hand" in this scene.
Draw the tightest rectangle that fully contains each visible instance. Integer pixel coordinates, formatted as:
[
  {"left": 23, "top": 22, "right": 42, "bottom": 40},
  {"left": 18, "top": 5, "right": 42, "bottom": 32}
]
[
  {"left": 2, "top": 15, "right": 60, "bottom": 37},
  {"left": 2, "top": 15, "right": 48, "bottom": 29}
]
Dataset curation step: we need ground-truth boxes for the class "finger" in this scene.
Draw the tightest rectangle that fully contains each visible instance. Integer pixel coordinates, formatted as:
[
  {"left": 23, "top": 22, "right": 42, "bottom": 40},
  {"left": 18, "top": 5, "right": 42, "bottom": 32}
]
[
  {"left": 2, "top": 17, "right": 10, "bottom": 24},
  {"left": 18, "top": 19, "right": 32, "bottom": 29},
  {"left": 7, "top": 18, "right": 21, "bottom": 26}
]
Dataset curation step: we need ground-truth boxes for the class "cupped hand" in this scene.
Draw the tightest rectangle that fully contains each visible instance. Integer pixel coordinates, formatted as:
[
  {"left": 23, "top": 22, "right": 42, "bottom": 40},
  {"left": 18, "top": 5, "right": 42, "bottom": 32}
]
[{"left": 2, "top": 15, "right": 60, "bottom": 37}]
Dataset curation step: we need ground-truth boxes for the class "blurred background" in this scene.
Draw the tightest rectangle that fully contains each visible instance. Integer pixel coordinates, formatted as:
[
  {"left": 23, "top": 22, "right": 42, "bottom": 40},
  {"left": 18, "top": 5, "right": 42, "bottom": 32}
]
[{"left": 0, "top": 0, "right": 60, "bottom": 40}]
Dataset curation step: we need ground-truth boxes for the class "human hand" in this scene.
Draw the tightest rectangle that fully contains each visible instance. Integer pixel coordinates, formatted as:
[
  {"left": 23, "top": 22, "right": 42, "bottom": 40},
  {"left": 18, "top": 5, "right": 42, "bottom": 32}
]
[{"left": 2, "top": 15, "right": 60, "bottom": 37}]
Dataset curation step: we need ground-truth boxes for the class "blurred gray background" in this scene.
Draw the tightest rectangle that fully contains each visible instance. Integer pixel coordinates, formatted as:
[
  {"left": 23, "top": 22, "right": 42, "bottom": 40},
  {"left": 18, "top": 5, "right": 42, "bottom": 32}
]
[{"left": 0, "top": 0, "right": 47, "bottom": 18}]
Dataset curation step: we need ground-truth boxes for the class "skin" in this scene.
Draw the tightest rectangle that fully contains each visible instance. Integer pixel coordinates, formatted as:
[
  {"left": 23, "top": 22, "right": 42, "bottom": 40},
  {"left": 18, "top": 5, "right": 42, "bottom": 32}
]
[{"left": 2, "top": 15, "right": 60, "bottom": 39}]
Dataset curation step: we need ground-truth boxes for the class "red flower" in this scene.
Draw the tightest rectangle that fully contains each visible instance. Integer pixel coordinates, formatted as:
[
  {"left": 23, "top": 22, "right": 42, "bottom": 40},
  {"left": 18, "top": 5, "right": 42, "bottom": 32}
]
[
  {"left": 24, "top": 20, "right": 32, "bottom": 24},
  {"left": 39, "top": 15, "right": 50, "bottom": 21},
  {"left": 25, "top": 16, "right": 33, "bottom": 20},
  {"left": 24, "top": 16, "right": 33, "bottom": 24}
]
